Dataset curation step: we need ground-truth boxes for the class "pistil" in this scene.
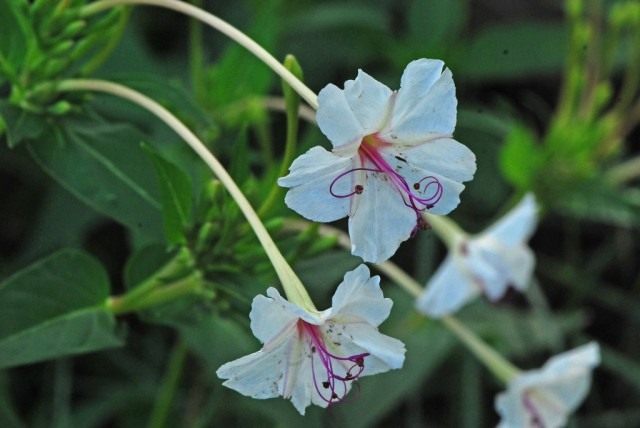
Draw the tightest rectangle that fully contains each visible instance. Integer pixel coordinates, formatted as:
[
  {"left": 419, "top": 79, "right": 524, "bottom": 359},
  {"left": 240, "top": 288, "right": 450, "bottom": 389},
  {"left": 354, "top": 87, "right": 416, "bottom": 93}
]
[{"left": 328, "top": 133, "right": 444, "bottom": 220}]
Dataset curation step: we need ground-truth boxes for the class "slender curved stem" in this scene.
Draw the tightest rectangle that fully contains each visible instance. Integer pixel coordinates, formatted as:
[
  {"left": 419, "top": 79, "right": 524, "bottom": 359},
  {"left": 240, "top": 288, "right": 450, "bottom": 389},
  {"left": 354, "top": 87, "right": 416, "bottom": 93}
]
[
  {"left": 58, "top": 79, "right": 316, "bottom": 311},
  {"left": 259, "top": 57, "right": 302, "bottom": 216},
  {"left": 148, "top": 340, "right": 188, "bottom": 428},
  {"left": 81, "top": 0, "right": 319, "bottom": 109},
  {"left": 422, "top": 212, "right": 465, "bottom": 249},
  {"left": 284, "top": 219, "right": 521, "bottom": 383}
]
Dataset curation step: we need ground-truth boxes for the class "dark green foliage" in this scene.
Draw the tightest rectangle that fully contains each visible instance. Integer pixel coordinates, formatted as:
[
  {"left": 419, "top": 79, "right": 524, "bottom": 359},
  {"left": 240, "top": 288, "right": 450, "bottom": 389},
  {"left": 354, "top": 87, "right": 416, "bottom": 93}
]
[
  {"left": 0, "top": 0, "right": 639, "bottom": 427},
  {"left": 0, "top": 249, "right": 123, "bottom": 368}
]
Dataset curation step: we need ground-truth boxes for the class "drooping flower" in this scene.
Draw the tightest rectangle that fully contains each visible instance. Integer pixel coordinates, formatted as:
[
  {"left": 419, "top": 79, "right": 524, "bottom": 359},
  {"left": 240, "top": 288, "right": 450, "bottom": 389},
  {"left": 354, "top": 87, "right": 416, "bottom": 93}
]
[
  {"left": 416, "top": 194, "right": 539, "bottom": 317},
  {"left": 496, "top": 342, "right": 600, "bottom": 428},
  {"left": 278, "top": 59, "right": 476, "bottom": 263},
  {"left": 216, "top": 265, "right": 406, "bottom": 415}
]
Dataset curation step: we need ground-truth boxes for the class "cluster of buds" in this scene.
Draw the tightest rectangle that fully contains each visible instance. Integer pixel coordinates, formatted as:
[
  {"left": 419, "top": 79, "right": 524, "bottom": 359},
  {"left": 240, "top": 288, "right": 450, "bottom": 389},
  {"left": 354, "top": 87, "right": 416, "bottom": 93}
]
[{"left": 2, "top": 0, "right": 125, "bottom": 115}]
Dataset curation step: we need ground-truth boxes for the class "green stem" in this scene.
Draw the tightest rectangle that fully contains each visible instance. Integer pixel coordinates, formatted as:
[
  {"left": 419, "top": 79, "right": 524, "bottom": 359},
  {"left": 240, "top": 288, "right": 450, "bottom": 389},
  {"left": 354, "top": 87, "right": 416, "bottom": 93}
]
[
  {"left": 148, "top": 340, "right": 188, "bottom": 428},
  {"left": 108, "top": 248, "right": 194, "bottom": 315},
  {"left": 258, "top": 55, "right": 302, "bottom": 216},
  {"left": 440, "top": 316, "right": 519, "bottom": 383},
  {"left": 284, "top": 219, "right": 521, "bottom": 383},
  {"left": 253, "top": 113, "right": 274, "bottom": 169},
  {"left": 58, "top": 79, "right": 316, "bottom": 312},
  {"left": 422, "top": 212, "right": 465, "bottom": 249},
  {"left": 80, "top": 0, "right": 319, "bottom": 109},
  {"left": 108, "top": 271, "right": 203, "bottom": 315}
]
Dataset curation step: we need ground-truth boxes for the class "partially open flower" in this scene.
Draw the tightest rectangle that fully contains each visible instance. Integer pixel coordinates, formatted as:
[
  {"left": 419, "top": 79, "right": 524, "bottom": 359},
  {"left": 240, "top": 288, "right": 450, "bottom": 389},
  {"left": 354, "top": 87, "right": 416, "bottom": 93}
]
[
  {"left": 416, "top": 194, "right": 539, "bottom": 317},
  {"left": 216, "top": 265, "right": 406, "bottom": 415},
  {"left": 496, "top": 342, "right": 600, "bottom": 428},
  {"left": 278, "top": 59, "right": 476, "bottom": 263}
]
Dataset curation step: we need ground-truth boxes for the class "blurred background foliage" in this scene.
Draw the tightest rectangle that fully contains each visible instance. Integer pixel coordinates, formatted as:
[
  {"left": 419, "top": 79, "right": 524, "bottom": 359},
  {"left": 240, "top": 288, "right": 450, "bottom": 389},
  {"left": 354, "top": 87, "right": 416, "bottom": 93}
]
[{"left": 0, "top": 0, "right": 639, "bottom": 426}]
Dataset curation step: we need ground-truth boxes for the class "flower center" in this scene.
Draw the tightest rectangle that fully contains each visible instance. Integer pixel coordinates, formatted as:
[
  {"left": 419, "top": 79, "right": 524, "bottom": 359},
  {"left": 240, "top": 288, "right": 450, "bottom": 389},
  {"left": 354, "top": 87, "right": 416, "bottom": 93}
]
[
  {"left": 299, "top": 321, "right": 369, "bottom": 405},
  {"left": 329, "top": 133, "right": 443, "bottom": 219}
]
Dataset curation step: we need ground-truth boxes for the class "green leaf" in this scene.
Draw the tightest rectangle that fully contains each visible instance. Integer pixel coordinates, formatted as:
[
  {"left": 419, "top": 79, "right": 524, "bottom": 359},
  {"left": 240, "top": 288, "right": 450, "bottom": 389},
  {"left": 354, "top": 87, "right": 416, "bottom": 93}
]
[
  {"left": 206, "top": 0, "right": 282, "bottom": 108},
  {"left": 288, "top": 3, "right": 388, "bottom": 33},
  {"left": 124, "top": 243, "right": 174, "bottom": 290},
  {"left": 500, "top": 125, "right": 542, "bottom": 190},
  {"left": 600, "top": 342, "right": 640, "bottom": 394},
  {"left": 465, "top": 305, "right": 587, "bottom": 358},
  {"left": 0, "top": 0, "right": 33, "bottom": 78},
  {"left": 455, "top": 22, "right": 568, "bottom": 81},
  {"left": 556, "top": 181, "right": 640, "bottom": 227},
  {"left": 407, "top": 0, "right": 466, "bottom": 50},
  {"left": 0, "top": 101, "right": 47, "bottom": 148},
  {"left": 27, "top": 113, "right": 164, "bottom": 242},
  {"left": 142, "top": 144, "right": 193, "bottom": 245},
  {"left": 0, "top": 249, "right": 124, "bottom": 368}
]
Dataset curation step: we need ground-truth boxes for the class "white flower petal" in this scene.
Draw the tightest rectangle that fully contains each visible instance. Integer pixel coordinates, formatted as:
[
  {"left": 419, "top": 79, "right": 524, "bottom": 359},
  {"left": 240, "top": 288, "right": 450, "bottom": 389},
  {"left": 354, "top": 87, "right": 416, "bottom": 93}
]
[
  {"left": 383, "top": 63, "right": 457, "bottom": 144},
  {"left": 216, "top": 323, "right": 299, "bottom": 401},
  {"left": 416, "top": 255, "right": 481, "bottom": 317},
  {"left": 379, "top": 138, "right": 476, "bottom": 215},
  {"left": 330, "top": 264, "right": 392, "bottom": 327},
  {"left": 396, "top": 59, "right": 446, "bottom": 115},
  {"left": 348, "top": 174, "right": 417, "bottom": 263},
  {"left": 316, "top": 83, "right": 365, "bottom": 149},
  {"left": 399, "top": 138, "right": 476, "bottom": 183},
  {"left": 467, "top": 238, "right": 534, "bottom": 299},
  {"left": 343, "top": 70, "right": 393, "bottom": 133},
  {"left": 278, "top": 146, "right": 355, "bottom": 222},
  {"left": 484, "top": 194, "right": 539, "bottom": 246},
  {"left": 289, "top": 348, "right": 315, "bottom": 415},
  {"left": 342, "top": 323, "right": 406, "bottom": 372},
  {"left": 505, "top": 246, "right": 535, "bottom": 291},
  {"left": 249, "top": 288, "right": 300, "bottom": 344},
  {"left": 495, "top": 343, "right": 600, "bottom": 428}
]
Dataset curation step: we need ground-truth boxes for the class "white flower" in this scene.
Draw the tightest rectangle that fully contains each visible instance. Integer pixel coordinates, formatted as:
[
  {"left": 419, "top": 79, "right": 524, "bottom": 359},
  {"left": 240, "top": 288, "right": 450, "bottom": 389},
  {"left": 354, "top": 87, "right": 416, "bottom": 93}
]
[
  {"left": 216, "top": 265, "right": 406, "bottom": 415},
  {"left": 496, "top": 342, "right": 600, "bottom": 428},
  {"left": 416, "top": 194, "right": 539, "bottom": 317},
  {"left": 278, "top": 59, "right": 476, "bottom": 263}
]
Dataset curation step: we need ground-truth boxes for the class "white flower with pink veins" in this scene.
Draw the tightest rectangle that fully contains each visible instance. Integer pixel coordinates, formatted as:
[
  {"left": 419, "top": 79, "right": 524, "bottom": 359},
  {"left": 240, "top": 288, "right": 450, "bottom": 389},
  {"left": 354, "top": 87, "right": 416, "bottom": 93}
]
[
  {"left": 216, "top": 265, "right": 406, "bottom": 415},
  {"left": 496, "top": 342, "right": 600, "bottom": 428},
  {"left": 278, "top": 59, "right": 477, "bottom": 263}
]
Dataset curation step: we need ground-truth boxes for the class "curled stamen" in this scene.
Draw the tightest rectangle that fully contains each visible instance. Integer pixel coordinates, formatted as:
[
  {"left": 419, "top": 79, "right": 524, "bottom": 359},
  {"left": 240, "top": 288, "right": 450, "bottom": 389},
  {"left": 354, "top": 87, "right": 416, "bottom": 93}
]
[
  {"left": 329, "top": 167, "right": 382, "bottom": 198},
  {"left": 349, "top": 139, "right": 444, "bottom": 216},
  {"left": 301, "top": 321, "right": 369, "bottom": 405}
]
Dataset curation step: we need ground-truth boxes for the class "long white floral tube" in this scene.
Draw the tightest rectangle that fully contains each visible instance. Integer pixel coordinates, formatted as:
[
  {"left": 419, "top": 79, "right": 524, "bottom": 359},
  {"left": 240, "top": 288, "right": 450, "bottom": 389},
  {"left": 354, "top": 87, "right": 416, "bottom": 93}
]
[{"left": 57, "top": 78, "right": 317, "bottom": 312}]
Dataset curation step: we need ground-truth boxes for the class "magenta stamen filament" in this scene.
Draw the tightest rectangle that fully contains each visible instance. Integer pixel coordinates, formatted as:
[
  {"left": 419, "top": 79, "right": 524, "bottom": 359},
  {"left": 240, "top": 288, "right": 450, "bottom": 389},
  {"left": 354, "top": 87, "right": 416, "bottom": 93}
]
[
  {"left": 522, "top": 391, "right": 545, "bottom": 428},
  {"left": 300, "top": 321, "right": 369, "bottom": 405},
  {"left": 328, "top": 134, "right": 444, "bottom": 219}
]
